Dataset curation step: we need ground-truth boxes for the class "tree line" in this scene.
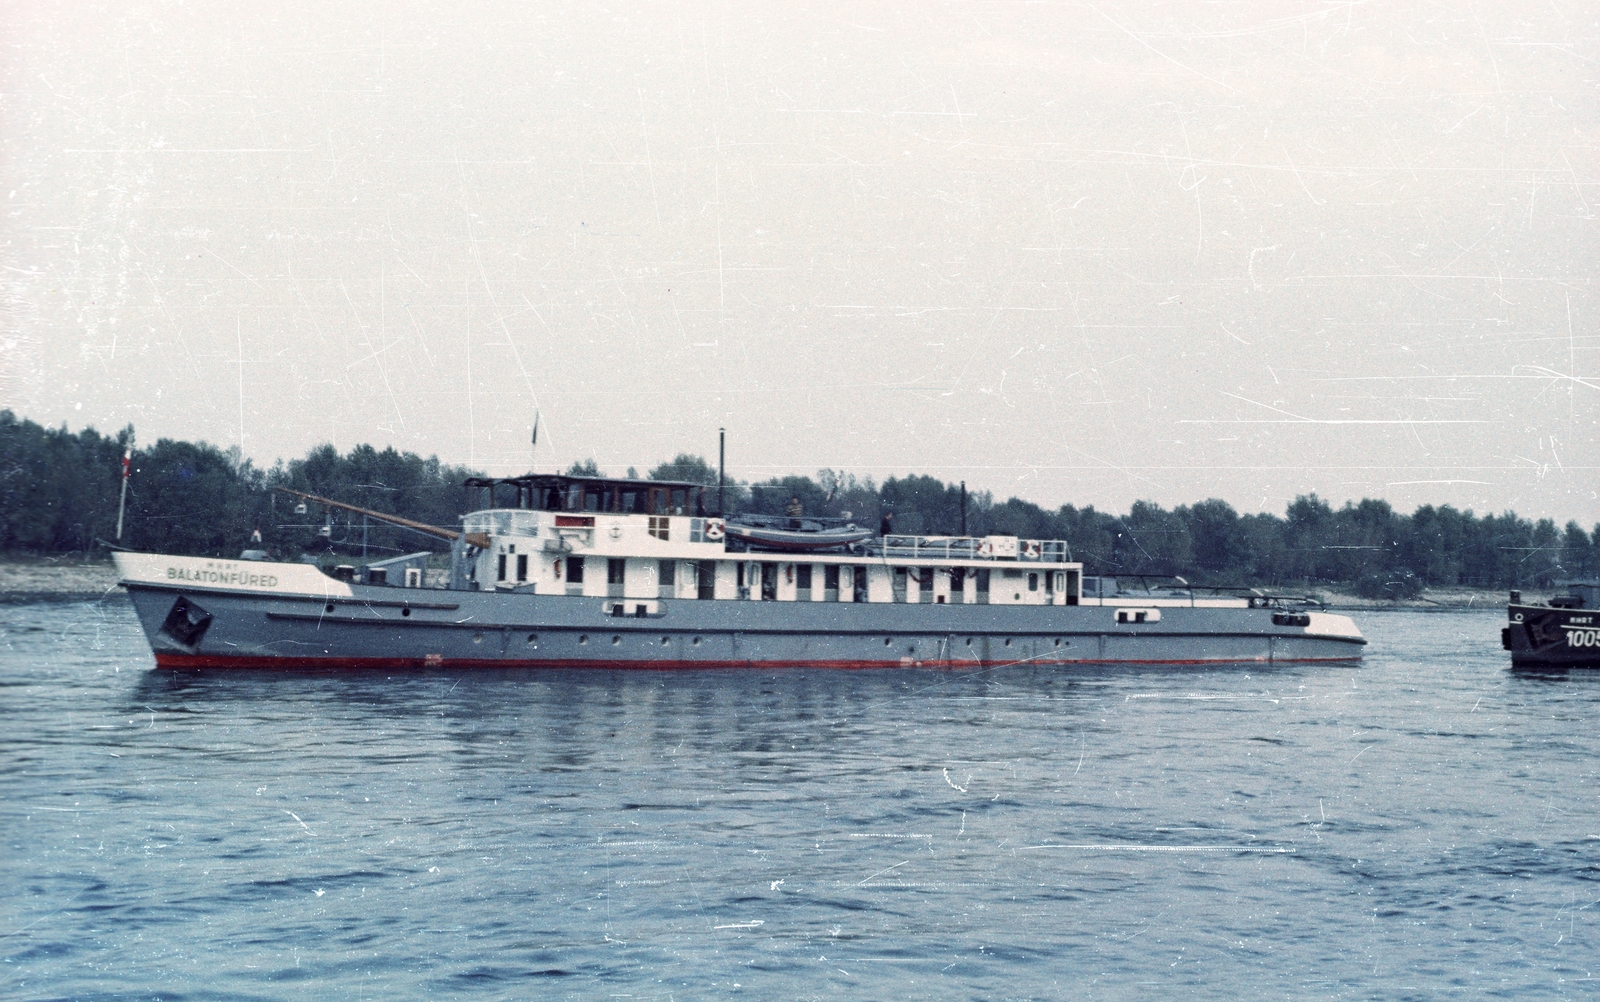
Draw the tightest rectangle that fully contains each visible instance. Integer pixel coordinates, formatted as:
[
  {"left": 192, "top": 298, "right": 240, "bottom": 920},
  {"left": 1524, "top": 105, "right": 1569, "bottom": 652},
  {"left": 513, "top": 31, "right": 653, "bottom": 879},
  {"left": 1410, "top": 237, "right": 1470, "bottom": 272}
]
[{"left": 2, "top": 410, "right": 1594, "bottom": 595}]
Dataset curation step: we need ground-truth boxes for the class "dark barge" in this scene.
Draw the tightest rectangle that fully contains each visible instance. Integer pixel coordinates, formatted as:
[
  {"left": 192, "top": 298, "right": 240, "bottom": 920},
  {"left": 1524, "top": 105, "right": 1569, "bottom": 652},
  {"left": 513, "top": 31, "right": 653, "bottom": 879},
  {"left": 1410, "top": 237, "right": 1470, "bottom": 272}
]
[{"left": 1503, "top": 580, "right": 1600, "bottom": 668}]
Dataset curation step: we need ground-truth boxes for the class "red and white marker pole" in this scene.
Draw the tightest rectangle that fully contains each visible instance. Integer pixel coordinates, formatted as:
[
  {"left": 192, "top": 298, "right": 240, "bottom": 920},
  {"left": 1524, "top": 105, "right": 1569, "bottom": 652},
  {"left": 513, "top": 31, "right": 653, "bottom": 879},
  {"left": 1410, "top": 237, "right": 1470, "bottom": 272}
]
[{"left": 115, "top": 446, "right": 132, "bottom": 541}]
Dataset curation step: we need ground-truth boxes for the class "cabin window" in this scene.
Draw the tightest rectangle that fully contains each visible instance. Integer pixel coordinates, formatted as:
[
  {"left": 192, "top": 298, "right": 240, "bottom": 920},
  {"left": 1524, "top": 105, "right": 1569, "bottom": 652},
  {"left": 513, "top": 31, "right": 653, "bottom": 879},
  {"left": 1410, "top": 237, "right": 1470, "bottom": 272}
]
[
  {"left": 497, "top": 554, "right": 507, "bottom": 581},
  {"left": 648, "top": 516, "right": 670, "bottom": 541},
  {"left": 796, "top": 565, "right": 812, "bottom": 590},
  {"left": 1028, "top": 572, "right": 1038, "bottom": 592},
  {"left": 566, "top": 556, "right": 585, "bottom": 583},
  {"left": 659, "top": 559, "right": 676, "bottom": 586},
  {"left": 697, "top": 561, "right": 716, "bottom": 600},
  {"left": 892, "top": 567, "right": 908, "bottom": 603},
  {"left": 608, "top": 559, "right": 626, "bottom": 585},
  {"left": 516, "top": 554, "right": 528, "bottom": 582},
  {"left": 761, "top": 563, "right": 777, "bottom": 601},
  {"left": 976, "top": 569, "right": 990, "bottom": 593},
  {"left": 824, "top": 565, "right": 839, "bottom": 591}
]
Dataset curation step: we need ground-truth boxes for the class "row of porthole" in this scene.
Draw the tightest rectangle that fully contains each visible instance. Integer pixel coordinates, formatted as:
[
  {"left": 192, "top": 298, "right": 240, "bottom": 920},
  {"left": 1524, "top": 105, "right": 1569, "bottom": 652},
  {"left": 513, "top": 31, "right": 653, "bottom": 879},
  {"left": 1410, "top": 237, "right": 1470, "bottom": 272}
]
[
  {"left": 326, "top": 602, "right": 414, "bottom": 618},
  {"left": 524, "top": 633, "right": 706, "bottom": 647},
  {"left": 510, "top": 633, "right": 1065, "bottom": 649},
  {"left": 878, "top": 638, "right": 1068, "bottom": 648}
]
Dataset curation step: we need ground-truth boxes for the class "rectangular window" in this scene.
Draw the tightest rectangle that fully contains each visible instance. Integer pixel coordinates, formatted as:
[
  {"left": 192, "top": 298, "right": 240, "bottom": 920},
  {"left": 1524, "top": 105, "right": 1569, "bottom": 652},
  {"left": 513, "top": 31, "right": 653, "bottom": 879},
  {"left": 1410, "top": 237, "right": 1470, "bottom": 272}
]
[
  {"left": 648, "top": 516, "right": 670, "bottom": 541},
  {"left": 497, "top": 554, "right": 507, "bottom": 580},
  {"left": 796, "top": 565, "right": 812, "bottom": 590},
  {"left": 566, "top": 556, "right": 585, "bottom": 583},
  {"left": 659, "top": 559, "right": 676, "bottom": 586},
  {"left": 824, "top": 565, "right": 839, "bottom": 591},
  {"left": 516, "top": 554, "right": 528, "bottom": 582},
  {"left": 698, "top": 561, "right": 716, "bottom": 600},
  {"left": 975, "top": 569, "right": 990, "bottom": 593},
  {"left": 761, "top": 563, "right": 777, "bottom": 601},
  {"left": 1028, "top": 572, "right": 1038, "bottom": 592},
  {"left": 892, "top": 567, "right": 908, "bottom": 603},
  {"left": 608, "top": 558, "right": 626, "bottom": 585}
]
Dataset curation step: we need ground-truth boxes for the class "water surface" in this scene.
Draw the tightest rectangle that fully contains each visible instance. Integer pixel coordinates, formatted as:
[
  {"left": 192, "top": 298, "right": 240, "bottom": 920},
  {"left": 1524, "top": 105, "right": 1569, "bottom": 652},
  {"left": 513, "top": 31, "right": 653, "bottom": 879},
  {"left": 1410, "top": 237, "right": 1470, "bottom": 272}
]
[{"left": 3, "top": 599, "right": 1597, "bottom": 999}]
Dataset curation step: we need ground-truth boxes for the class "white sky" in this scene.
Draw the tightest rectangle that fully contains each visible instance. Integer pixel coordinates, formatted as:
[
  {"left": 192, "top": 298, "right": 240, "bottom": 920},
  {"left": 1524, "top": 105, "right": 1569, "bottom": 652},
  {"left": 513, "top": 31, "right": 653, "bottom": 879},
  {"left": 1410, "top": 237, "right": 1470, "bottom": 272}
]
[{"left": 3, "top": 1, "right": 1596, "bottom": 522}]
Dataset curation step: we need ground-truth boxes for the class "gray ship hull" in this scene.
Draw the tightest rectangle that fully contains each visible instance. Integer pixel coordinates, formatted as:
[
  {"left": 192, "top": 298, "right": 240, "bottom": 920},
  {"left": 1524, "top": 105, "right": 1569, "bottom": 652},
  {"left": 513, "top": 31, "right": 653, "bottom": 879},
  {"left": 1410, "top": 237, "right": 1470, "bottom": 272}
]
[{"left": 122, "top": 579, "right": 1366, "bottom": 669}]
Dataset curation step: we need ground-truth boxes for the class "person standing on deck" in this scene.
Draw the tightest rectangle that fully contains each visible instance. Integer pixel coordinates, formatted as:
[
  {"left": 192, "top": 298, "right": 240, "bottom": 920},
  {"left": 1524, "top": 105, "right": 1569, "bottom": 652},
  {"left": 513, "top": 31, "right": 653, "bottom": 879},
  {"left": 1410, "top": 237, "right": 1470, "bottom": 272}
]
[{"left": 785, "top": 495, "right": 804, "bottom": 528}]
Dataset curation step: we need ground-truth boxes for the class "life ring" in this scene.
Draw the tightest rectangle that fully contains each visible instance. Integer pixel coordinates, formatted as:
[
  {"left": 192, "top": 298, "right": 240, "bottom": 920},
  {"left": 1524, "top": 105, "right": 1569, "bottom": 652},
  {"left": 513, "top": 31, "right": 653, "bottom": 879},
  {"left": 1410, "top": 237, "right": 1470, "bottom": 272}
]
[
  {"left": 705, "top": 519, "right": 725, "bottom": 540},
  {"left": 1023, "top": 540, "right": 1041, "bottom": 559},
  {"left": 977, "top": 539, "right": 993, "bottom": 557},
  {"left": 609, "top": 525, "right": 623, "bottom": 540}
]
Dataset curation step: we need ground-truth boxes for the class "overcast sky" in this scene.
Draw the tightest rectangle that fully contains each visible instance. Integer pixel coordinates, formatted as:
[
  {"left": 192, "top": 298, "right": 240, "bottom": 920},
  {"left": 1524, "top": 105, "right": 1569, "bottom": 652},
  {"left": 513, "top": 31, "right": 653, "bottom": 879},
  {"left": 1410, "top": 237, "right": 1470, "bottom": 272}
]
[{"left": 3, "top": 1, "right": 1595, "bottom": 523}]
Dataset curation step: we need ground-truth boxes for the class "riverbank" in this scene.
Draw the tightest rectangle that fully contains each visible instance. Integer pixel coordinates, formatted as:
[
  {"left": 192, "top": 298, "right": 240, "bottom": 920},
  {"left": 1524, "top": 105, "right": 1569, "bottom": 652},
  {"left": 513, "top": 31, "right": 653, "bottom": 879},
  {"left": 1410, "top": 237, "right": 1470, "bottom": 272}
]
[
  {"left": 0, "top": 556, "right": 125, "bottom": 601},
  {"left": 1313, "top": 587, "right": 1505, "bottom": 611},
  {"left": 0, "top": 556, "right": 1511, "bottom": 609}
]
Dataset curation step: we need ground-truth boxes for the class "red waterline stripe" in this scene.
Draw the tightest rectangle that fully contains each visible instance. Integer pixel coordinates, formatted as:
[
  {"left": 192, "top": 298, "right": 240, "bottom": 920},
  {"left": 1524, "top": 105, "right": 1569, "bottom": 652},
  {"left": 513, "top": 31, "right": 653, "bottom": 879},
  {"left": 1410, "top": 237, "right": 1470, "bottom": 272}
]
[{"left": 151, "top": 653, "right": 1360, "bottom": 671}]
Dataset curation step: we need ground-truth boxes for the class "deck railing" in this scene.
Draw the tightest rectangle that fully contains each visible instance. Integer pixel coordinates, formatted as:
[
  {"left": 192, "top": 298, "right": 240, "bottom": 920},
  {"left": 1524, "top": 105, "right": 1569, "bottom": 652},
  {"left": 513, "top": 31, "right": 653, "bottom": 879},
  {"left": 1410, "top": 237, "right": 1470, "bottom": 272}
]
[{"left": 881, "top": 535, "right": 1071, "bottom": 562}]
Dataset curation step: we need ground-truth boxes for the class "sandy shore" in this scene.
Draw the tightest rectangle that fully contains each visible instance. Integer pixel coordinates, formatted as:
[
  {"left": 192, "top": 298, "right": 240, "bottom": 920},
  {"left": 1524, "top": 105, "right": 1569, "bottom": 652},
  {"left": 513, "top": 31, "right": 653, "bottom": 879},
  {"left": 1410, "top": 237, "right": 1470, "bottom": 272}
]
[
  {"left": 1313, "top": 587, "right": 1505, "bottom": 611},
  {"left": 0, "top": 557, "right": 125, "bottom": 600},
  {"left": 0, "top": 556, "right": 1509, "bottom": 609}
]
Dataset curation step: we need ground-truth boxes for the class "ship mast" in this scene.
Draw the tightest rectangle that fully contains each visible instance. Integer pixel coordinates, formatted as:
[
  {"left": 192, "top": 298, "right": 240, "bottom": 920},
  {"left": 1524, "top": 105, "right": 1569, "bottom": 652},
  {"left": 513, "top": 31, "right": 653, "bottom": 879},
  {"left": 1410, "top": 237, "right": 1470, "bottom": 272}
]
[{"left": 115, "top": 438, "right": 133, "bottom": 541}]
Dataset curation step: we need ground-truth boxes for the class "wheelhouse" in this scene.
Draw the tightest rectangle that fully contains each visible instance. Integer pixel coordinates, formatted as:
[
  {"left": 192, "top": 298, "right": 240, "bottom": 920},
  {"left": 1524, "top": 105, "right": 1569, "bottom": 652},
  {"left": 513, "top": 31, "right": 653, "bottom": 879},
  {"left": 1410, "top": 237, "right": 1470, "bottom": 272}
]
[{"left": 462, "top": 474, "right": 711, "bottom": 517}]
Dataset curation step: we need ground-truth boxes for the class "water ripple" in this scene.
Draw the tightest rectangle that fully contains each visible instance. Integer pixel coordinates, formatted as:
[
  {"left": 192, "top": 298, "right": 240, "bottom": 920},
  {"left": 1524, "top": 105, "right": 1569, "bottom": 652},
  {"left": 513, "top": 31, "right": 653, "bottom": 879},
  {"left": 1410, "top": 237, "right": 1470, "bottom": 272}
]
[{"left": 4, "top": 600, "right": 1598, "bottom": 998}]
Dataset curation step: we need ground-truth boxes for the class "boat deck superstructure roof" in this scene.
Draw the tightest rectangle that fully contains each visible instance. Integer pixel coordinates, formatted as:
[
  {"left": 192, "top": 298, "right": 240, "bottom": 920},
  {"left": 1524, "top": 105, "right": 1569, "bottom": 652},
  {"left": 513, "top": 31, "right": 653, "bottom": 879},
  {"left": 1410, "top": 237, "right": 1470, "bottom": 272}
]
[{"left": 462, "top": 473, "right": 712, "bottom": 515}]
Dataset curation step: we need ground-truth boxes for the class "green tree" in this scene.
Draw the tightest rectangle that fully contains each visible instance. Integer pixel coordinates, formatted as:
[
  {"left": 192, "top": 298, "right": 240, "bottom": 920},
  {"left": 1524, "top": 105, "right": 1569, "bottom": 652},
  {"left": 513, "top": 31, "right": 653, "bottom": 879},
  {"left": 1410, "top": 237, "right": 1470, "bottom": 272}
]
[
  {"left": 1178, "top": 499, "right": 1242, "bottom": 575},
  {"left": 1560, "top": 522, "right": 1592, "bottom": 578},
  {"left": 1117, "top": 501, "right": 1192, "bottom": 575},
  {"left": 1283, "top": 494, "right": 1335, "bottom": 581},
  {"left": 124, "top": 438, "right": 255, "bottom": 556},
  {"left": 0, "top": 411, "right": 132, "bottom": 552},
  {"left": 648, "top": 454, "right": 719, "bottom": 485}
]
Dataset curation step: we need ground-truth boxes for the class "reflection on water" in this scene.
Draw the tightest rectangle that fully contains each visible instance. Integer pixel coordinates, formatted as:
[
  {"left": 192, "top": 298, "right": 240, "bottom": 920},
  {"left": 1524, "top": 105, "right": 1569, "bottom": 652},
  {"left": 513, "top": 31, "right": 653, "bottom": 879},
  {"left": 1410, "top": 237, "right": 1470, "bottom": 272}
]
[{"left": 4, "top": 598, "right": 1598, "bottom": 999}]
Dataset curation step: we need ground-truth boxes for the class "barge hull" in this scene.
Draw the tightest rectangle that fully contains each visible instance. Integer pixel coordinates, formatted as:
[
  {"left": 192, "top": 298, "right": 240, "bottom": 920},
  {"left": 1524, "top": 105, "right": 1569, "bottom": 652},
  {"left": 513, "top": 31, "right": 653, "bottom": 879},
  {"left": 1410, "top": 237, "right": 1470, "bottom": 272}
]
[
  {"left": 1504, "top": 603, "right": 1600, "bottom": 668},
  {"left": 122, "top": 579, "right": 1366, "bottom": 670}
]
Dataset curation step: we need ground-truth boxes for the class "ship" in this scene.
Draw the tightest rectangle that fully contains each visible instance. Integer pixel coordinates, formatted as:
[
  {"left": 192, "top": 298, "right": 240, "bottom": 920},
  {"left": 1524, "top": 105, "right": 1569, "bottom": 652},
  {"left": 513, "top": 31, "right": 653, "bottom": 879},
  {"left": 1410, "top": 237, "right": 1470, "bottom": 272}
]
[
  {"left": 1502, "top": 580, "right": 1600, "bottom": 668},
  {"left": 114, "top": 472, "right": 1367, "bottom": 669}
]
